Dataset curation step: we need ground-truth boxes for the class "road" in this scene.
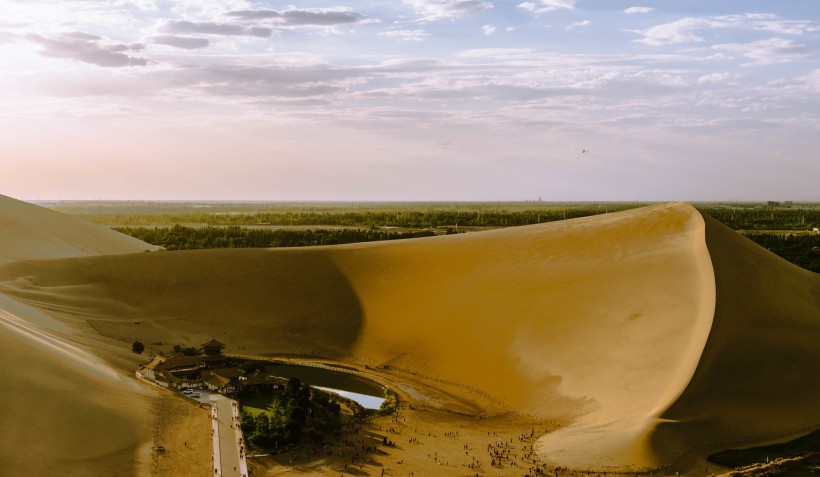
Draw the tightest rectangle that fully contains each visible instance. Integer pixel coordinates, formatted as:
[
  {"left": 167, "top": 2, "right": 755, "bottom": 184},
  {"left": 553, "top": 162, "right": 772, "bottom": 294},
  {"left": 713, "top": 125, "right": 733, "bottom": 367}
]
[{"left": 210, "top": 395, "right": 248, "bottom": 477}]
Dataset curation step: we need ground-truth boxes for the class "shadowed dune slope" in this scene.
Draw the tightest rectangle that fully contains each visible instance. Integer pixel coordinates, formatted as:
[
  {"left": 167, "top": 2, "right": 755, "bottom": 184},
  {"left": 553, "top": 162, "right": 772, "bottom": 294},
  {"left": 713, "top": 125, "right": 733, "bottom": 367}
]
[
  {"left": 649, "top": 214, "right": 820, "bottom": 468},
  {"left": 0, "top": 194, "right": 158, "bottom": 263},
  {"left": 0, "top": 249, "right": 365, "bottom": 357},
  {"left": 0, "top": 201, "right": 817, "bottom": 474}
]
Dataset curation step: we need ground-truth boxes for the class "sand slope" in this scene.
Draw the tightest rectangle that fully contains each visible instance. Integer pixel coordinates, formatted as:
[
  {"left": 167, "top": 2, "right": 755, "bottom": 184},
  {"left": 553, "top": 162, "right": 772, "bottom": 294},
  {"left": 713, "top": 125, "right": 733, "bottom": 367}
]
[
  {"left": 0, "top": 195, "right": 172, "bottom": 476},
  {"left": 0, "top": 194, "right": 158, "bottom": 263},
  {"left": 0, "top": 200, "right": 817, "bottom": 474}
]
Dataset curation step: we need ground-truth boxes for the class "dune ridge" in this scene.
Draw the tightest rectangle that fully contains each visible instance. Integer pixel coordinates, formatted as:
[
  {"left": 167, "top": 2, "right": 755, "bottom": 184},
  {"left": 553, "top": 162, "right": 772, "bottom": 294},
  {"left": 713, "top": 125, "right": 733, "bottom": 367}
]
[
  {"left": 0, "top": 197, "right": 817, "bottom": 475},
  {"left": 0, "top": 193, "right": 158, "bottom": 264}
]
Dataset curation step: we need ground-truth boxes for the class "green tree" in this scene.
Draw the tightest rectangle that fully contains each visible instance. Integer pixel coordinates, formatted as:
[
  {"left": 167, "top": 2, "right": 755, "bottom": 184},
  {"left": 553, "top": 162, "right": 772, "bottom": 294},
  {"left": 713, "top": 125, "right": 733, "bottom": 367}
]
[{"left": 132, "top": 340, "right": 145, "bottom": 354}]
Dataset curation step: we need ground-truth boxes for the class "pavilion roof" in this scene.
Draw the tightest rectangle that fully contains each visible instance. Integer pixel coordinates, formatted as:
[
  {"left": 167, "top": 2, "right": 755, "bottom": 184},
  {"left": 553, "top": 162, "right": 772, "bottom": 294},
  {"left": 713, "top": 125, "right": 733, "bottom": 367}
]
[{"left": 201, "top": 337, "right": 225, "bottom": 348}]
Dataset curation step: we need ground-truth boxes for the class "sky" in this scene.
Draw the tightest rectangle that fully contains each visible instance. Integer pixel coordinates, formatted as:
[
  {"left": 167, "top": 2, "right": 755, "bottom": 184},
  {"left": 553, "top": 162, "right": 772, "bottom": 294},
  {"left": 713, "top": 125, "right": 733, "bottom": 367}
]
[{"left": 1, "top": 0, "right": 818, "bottom": 201}]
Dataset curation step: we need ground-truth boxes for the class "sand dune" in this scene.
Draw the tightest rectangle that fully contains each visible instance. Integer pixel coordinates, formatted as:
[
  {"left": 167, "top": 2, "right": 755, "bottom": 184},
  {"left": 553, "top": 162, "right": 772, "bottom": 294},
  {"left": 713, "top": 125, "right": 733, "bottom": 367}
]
[
  {"left": 0, "top": 198, "right": 817, "bottom": 474},
  {"left": 0, "top": 193, "right": 158, "bottom": 264},
  {"left": 0, "top": 195, "right": 171, "bottom": 476}
]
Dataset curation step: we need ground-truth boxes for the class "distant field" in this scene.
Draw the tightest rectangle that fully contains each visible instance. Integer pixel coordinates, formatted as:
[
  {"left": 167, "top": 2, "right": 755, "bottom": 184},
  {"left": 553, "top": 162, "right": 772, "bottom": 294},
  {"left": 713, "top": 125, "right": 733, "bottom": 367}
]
[{"left": 39, "top": 200, "right": 820, "bottom": 272}]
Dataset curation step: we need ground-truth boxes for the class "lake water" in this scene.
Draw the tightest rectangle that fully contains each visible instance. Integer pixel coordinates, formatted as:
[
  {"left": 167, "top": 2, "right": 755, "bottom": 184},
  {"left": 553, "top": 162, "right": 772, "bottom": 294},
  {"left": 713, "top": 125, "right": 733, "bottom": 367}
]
[
  {"left": 315, "top": 387, "right": 385, "bottom": 409},
  {"left": 265, "top": 363, "right": 386, "bottom": 409}
]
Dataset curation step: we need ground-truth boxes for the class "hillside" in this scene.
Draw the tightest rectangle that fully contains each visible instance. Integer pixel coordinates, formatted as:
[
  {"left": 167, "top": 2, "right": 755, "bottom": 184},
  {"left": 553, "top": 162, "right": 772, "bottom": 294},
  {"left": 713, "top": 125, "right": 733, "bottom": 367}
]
[
  {"left": 0, "top": 199, "right": 817, "bottom": 474},
  {"left": 0, "top": 193, "right": 159, "bottom": 263}
]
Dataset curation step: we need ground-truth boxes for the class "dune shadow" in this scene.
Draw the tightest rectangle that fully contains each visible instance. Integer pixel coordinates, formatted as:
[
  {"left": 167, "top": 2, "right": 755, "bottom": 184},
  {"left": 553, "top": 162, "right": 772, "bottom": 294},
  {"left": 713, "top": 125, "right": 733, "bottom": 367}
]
[{"left": 0, "top": 248, "right": 366, "bottom": 359}]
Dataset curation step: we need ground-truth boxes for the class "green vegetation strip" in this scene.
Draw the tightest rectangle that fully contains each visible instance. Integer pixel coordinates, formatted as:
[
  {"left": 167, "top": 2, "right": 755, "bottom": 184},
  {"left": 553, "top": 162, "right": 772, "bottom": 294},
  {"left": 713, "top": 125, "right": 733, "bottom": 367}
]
[
  {"left": 43, "top": 200, "right": 819, "bottom": 272},
  {"left": 114, "top": 225, "right": 438, "bottom": 250}
]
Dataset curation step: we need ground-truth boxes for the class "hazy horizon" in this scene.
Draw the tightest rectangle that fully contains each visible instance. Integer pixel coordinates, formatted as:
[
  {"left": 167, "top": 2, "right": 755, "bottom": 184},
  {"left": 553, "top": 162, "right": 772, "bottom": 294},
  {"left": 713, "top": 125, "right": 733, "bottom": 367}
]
[
  {"left": 2, "top": 0, "right": 818, "bottom": 201},
  {"left": 25, "top": 198, "right": 820, "bottom": 204}
]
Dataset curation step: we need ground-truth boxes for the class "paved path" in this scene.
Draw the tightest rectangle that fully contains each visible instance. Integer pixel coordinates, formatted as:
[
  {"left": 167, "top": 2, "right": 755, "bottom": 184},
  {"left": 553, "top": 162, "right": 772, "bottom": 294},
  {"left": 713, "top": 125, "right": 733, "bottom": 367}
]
[{"left": 210, "top": 395, "right": 248, "bottom": 477}]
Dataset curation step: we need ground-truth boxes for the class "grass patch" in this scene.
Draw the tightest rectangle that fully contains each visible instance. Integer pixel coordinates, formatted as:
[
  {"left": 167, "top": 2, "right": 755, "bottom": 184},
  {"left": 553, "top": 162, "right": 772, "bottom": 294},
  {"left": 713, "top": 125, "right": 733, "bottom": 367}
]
[{"left": 240, "top": 394, "right": 276, "bottom": 418}]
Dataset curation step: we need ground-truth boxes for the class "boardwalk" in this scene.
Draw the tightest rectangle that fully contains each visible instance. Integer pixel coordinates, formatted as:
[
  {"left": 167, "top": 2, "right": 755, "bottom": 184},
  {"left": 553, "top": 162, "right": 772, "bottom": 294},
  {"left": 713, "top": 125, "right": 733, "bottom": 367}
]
[{"left": 210, "top": 395, "right": 248, "bottom": 477}]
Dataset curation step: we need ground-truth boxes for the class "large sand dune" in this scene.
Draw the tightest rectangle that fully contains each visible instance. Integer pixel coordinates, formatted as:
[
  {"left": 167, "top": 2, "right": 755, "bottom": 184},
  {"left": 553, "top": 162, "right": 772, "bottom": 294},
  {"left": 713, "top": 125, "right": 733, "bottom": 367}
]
[
  {"left": 0, "top": 197, "right": 817, "bottom": 474},
  {"left": 0, "top": 193, "right": 159, "bottom": 264},
  {"left": 0, "top": 194, "right": 168, "bottom": 476}
]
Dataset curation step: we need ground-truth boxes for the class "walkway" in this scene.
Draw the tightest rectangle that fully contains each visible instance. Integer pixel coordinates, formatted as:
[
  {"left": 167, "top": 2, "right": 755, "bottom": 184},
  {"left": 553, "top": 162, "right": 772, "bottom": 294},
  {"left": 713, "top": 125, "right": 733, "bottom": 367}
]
[{"left": 210, "top": 395, "right": 248, "bottom": 477}]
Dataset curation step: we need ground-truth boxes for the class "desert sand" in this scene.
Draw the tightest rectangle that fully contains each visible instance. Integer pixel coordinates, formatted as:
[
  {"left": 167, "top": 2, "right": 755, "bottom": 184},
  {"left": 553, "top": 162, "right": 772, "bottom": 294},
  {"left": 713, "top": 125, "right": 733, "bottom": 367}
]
[{"left": 0, "top": 194, "right": 817, "bottom": 475}]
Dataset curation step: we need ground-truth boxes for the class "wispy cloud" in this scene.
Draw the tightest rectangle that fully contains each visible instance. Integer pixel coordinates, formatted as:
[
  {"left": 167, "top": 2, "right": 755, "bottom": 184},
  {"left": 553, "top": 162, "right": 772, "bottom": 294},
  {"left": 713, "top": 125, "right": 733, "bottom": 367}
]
[
  {"left": 624, "top": 6, "right": 653, "bottom": 15},
  {"left": 697, "top": 72, "right": 736, "bottom": 84},
  {"left": 518, "top": 0, "right": 575, "bottom": 14},
  {"left": 710, "top": 14, "right": 819, "bottom": 35},
  {"left": 160, "top": 20, "right": 272, "bottom": 38},
  {"left": 712, "top": 38, "right": 809, "bottom": 65},
  {"left": 27, "top": 31, "right": 147, "bottom": 67},
  {"left": 635, "top": 18, "right": 707, "bottom": 46},
  {"left": 226, "top": 7, "right": 373, "bottom": 26},
  {"left": 379, "top": 29, "right": 431, "bottom": 41},
  {"left": 150, "top": 35, "right": 209, "bottom": 50},
  {"left": 403, "top": 0, "right": 493, "bottom": 21},
  {"left": 482, "top": 24, "right": 496, "bottom": 36},
  {"left": 635, "top": 14, "right": 820, "bottom": 47}
]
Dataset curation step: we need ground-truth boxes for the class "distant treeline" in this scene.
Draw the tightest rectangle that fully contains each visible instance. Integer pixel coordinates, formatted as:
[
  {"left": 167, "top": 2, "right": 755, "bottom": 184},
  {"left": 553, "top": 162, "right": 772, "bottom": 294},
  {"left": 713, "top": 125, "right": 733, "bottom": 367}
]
[
  {"left": 105, "top": 205, "right": 820, "bottom": 273},
  {"left": 102, "top": 210, "right": 613, "bottom": 228},
  {"left": 114, "top": 225, "right": 437, "bottom": 250},
  {"left": 742, "top": 233, "right": 820, "bottom": 273},
  {"left": 701, "top": 208, "right": 820, "bottom": 231},
  {"left": 77, "top": 205, "right": 820, "bottom": 231}
]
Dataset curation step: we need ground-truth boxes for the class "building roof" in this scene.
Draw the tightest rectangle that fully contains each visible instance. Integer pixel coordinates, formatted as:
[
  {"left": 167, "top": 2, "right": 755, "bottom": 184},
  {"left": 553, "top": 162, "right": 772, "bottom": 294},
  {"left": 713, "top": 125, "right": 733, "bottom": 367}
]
[
  {"left": 203, "top": 367, "right": 242, "bottom": 380},
  {"left": 156, "top": 370, "right": 181, "bottom": 384},
  {"left": 201, "top": 337, "right": 225, "bottom": 349},
  {"left": 142, "top": 355, "right": 165, "bottom": 370},
  {"left": 241, "top": 375, "right": 270, "bottom": 387},
  {"left": 204, "top": 375, "right": 232, "bottom": 389},
  {"left": 159, "top": 355, "right": 202, "bottom": 370}
]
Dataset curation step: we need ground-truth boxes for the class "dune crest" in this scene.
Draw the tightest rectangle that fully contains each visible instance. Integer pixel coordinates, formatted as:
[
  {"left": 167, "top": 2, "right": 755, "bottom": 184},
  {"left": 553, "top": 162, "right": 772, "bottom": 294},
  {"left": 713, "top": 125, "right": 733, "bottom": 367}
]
[
  {"left": 0, "top": 194, "right": 158, "bottom": 263},
  {"left": 330, "top": 202, "right": 716, "bottom": 470}
]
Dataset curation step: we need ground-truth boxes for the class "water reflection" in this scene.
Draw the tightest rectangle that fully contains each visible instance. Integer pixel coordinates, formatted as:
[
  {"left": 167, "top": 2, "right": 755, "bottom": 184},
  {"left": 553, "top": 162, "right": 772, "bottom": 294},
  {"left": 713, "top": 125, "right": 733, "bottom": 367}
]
[{"left": 315, "top": 386, "right": 385, "bottom": 409}]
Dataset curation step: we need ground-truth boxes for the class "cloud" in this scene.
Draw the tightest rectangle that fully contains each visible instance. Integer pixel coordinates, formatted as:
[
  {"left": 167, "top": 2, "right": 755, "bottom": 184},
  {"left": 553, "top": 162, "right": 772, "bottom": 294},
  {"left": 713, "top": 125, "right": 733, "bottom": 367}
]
[
  {"left": 227, "top": 7, "right": 373, "bottom": 26},
  {"left": 624, "top": 6, "right": 653, "bottom": 14},
  {"left": 572, "top": 20, "right": 591, "bottom": 27},
  {"left": 150, "top": 35, "right": 209, "bottom": 50},
  {"left": 800, "top": 69, "right": 820, "bottom": 93},
  {"left": 482, "top": 24, "right": 496, "bottom": 35},
  {"left": 712, "top": 37, "right": 809, "bottom": 65},
  {"left": 518, "top": 0, "right": 575, "bottom": 14},
  {"left": 379, "top": 29, "right": 431, "bottom": 41},
  {"left": 635, "top": 18, "right": 707, "bottom": 46},
  {"left": 27, "top": 31, "right": 147, "bottom": 67},
  {"left": 697, "top": 72, "right": 735, "bottom": 84},
  {"left": 402, "top": 0, "right": 493, "bottom": 21},
  {"left": 709, "top": 14, "right": 819, "bottom": 35},
  {"left": 636, "top": 14, "right": 820, "bottom": 47},
  {"left": 457, "top": 48, "right": 536, "bottom": 61},
  {"left": 161, "top": 20, "right": 272, "bottom": 38}
]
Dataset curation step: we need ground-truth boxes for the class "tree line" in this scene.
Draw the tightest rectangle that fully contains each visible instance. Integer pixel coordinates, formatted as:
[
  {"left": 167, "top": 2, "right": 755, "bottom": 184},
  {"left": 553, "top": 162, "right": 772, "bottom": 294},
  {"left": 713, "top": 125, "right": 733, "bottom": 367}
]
[
  {"left": 743, "top": 233, "right": 820, "bottom": 273},
  {"left": 114, "top": 225, "right": 438, "bottom": 250},
  {"left": 112, "top": 211, "right": 820, "bottom": 272},
  {"left": 86, "top": 205, "right": 636, "bottom": 228}
]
